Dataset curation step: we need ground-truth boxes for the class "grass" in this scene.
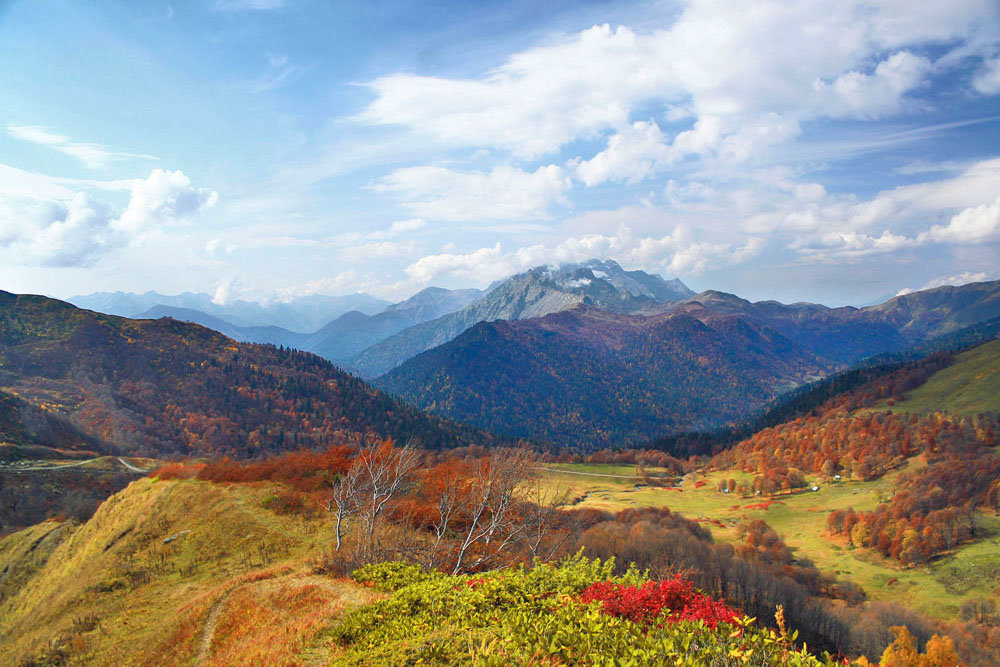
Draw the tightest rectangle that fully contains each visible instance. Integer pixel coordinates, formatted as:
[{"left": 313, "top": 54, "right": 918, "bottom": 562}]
[
  {"left": 0, "top": 477, "right": 376, "bottom": 665},
  {"left": 877, "top": 338, "right": 1000, "bottom": 415},
  {"left": 548, "top": 458, "right": 1000, "bottom": 621}
]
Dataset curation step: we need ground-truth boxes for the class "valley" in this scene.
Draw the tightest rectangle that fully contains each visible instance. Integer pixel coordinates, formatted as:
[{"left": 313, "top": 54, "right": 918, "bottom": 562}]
[{"left": 1, "top": 274, "right": 998, "bottom": 665}]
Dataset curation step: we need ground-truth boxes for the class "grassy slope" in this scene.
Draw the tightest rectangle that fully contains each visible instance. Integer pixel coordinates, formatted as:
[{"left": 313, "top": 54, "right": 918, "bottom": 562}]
[
  {"left": 0, "top": 477, "right": 378, "bottom": 665},
  {"left": 877, "top": 338, "right": 1000, "bottom": 415},
  {"left": 544, "top": 460, "right": 1000, "bottom": 621}
]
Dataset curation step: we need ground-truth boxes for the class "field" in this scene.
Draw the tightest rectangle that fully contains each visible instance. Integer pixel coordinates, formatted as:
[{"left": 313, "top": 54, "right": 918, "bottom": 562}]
[
  {"left": 877, "top": 338, "right": 1000, "bottom": 415},
  {"left": 542, "top": 460, "right": 1000, "bottom": 621}
]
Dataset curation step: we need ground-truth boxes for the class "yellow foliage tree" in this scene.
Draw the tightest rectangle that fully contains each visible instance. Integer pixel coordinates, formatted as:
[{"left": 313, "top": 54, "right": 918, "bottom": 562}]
[{"left": 879, "top": 626, "right": 960, "bottom": 667}]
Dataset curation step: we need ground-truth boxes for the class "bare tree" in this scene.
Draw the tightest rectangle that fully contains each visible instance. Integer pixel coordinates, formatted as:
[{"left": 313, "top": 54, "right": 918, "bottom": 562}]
[
  {"left": 450, "top": 448, "right": 531, "bottom": 574},
  {"left": 354, "top": 439, "right": 420, "bottom": 561},
  {"left": 521, "top": 473, "right": 570, "bottom": 563},
  {"left": 323, "top": 463, "right": 363, "bottom": 551}
]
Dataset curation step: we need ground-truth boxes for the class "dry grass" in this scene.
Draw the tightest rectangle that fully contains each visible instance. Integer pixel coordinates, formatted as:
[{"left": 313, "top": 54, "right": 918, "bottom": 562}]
[{"left": 0, "top": 477, "right": 377, "bottom": 665}]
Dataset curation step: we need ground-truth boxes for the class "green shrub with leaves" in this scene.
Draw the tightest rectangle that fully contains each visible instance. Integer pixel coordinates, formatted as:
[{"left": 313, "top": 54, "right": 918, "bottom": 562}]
[{"left": 329, "top": 553, "right": 843, "bottom": 666}]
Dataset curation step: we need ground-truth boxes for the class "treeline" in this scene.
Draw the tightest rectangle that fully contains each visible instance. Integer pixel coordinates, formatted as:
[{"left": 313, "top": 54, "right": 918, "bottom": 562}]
[{"left": 827, "top": 450, "right": 1000, "bottom": 565}]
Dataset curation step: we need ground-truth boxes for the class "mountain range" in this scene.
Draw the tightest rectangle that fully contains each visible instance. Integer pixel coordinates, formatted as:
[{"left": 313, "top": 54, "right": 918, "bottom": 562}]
[
  {"left": 131, "top": 286, "right": 484, "bottom": 362},
  {"left": 347, "top": 259, "right": 695, "bottom": 377},
  {"left": 69, "top": 290, "right": 391, "bottom": 333},
  {"left": 377, "top": 279, "right": 1000, "bottom": 447}
]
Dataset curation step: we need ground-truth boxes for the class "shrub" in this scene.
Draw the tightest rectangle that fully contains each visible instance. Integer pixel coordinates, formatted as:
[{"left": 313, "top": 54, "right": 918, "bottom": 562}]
[{"left": 328, "top": 554, "right": 840, "bottom": 666}]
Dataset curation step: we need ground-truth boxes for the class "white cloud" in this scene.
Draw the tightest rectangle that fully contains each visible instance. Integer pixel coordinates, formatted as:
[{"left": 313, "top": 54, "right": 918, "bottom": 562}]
[
  {"left": 367, "top": 218, "right": 426, "bottom": 239},
  {"left": 897, "top": 271, "right": 996, "bottom": 295},
  {"left": 6, "top": 124, "right": 156, "bottom": 170},
  {"left": 356, "top": 1, "right": 994, "bottom": 161},
  {"left": 574, "top": 121, "right": 672, "bottom": 186},
  {"left": 405, "top": 222, "right": 759, "bottom": 284},
  {"left": 0, "top": 169, "right": 216, "bottom": 267},
  {"left": 812, "top": 51, "right": 931, "bottom": 119},
  {"left": 372, "top": 165, "right": 571, "bottom": 221},
  {"left": 115, "top": 169, "right": 217, "bottom": 233},
  {"left": 973, "top": 57, "right": 1000, "bottom": 95},
  {"left": 918, "top": 196, "right": 1000, "bottom": 244}
]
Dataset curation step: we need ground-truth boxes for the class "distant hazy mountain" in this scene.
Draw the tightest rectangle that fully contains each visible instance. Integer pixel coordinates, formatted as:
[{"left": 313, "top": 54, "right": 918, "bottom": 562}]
[
  {"left": 132, "top": 286, "right": 483, "bottom": 363},
  {"left": 134, "top": 305, "right": 309, "bottom": 349},
  {"left": 349, "top": 259, "right": 694, "bottom": 377},
  {"left": 305, "top": 286, "right": 483, "bottom": 361},
  {"left": 69, "top": 290, "right": 390, "bottom": 332},
  {"left": 378, "top": 304, "right": 830, "bottom": 448}
]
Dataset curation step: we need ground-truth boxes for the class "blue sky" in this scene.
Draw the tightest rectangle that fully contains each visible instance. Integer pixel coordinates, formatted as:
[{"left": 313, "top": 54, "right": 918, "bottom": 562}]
[{"left": 1, "top": 0, "right": 998, "bottom": 307}]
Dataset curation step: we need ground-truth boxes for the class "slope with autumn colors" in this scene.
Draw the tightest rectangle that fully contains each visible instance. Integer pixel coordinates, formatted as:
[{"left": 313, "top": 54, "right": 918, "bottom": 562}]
[
  {"left": 0, "top": 291, "right": 492, "bottom": 460},
  {"left": 378, "top": 280, "right": 1000, "bottom": 448},
  {"left": 378, "top": 305, "right": 832, "bottom": 448}
]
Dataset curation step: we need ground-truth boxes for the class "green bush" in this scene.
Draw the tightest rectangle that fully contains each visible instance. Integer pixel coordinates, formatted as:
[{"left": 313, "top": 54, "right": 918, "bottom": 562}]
[{"left": 328, "top": 553, "right": 840, "bottom": 666}]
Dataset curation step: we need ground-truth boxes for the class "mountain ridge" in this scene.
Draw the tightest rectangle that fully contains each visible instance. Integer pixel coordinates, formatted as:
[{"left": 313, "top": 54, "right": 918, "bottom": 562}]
[{"left": 350, "top": 259, "right": 694, "bottom": 377}]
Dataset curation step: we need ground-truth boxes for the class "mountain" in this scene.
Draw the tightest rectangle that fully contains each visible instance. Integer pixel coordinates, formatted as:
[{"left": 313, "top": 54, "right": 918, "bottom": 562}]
[
  {"left": 0, "top": 291, "right": 491, "bottom": 459},
  {"left": 349, "top": 259, "right": 694, "bottom": 377},
  {"left": 133, "top": 305, "right": 309, "bottom": 349},
  {"left": 303, "top": 286, "right": 483, "bottom": 361},
  {"left": 678, "top": 280, "right": 1000, "bottom": 363},
  {"left": 133, "top": 286, "right": 483, "bottom": 363},
  {"left": 69, "top": 290, "right": 390, "bottom": 332},
  {"left": 377, "top": 304, "right": 830, "bottom": 448},
  {"left": 377, "top": 280, "right": 1000, "bottom": 449}
]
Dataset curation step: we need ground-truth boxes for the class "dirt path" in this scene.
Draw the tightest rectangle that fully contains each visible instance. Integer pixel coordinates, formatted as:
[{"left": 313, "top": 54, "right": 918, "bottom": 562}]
[
  {"left": 197, "top": 586, "right": 237, "bottom": 666},
  {"left": 116, "top": 457, "right": 149, "bottom": 473},
  {"left": 4, "top": 457, "right": 148, "bottom": 473},
  {"left": 536, "top": 466, "right": 643, "bottom": 479},
  {"left": 4, "top": 458, "right": 98, "bottom": 472}
]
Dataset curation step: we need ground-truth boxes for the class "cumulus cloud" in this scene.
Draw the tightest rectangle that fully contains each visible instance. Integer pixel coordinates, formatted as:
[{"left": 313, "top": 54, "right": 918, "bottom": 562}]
[
  {"left": 812, "top": 51, "right": 932, "bottom": 119},
  {"left": 357, "top": 1, "right": 994, "bottom": 163},
  {"left": 973, "top": 57, "right": 1000, "bottom": 95},
  {"left": 6, "top": 124, "right": 156, "bottom": 170},
  {"left": 0, "top": 168, "right": 216, "bottom": 267},
  {"left": 918, "top": 196, "right": 1000, "bottom": 244},
  {"left": 372, "top": 165, "right": 571, "bottom": 221},
  {"left": 115, "top": 169, "right": 217, "bottom": 233},
  {"left": 574, "top": 121, "right": 672, "bottom": 186},
  {"left": 405, "top": 223, "right": 760, "bottom": 284}
]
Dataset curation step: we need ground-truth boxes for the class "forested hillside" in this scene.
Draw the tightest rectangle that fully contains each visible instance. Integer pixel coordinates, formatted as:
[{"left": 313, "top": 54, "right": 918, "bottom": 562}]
[
  {"left": 0, "top": 291, "right": 491, "bottom": 459},
  {"left": 379, "top": 305, "right": 830, "bottom": 448}
]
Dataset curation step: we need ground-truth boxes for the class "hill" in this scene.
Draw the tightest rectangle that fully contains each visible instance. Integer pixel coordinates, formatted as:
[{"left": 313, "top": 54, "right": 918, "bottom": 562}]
[
  {"left": 0, "top": 476, "right": 381, "bottom": 665},
  {"left": 350, "top": 259, "right": 694, "bottom": 377},
  {"left": 878, "top": 338, "right": 1000, "bottom": 415},
  {"left": 378, "top": 305, "right": 830, "bottom": 448},
  {"left": 0, "top": 291, "right": 491, "bottom": 459}
]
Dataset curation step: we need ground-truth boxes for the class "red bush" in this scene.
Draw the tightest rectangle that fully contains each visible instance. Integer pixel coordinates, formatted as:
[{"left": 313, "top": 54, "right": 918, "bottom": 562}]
[{"left": 580, "top": 575, "right": 740, "bottom": 628}]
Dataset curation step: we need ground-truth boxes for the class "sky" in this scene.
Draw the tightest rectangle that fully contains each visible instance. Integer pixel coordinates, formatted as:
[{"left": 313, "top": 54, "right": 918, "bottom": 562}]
[{"left": 1, "top": 0, "right": 999, "bottom": 307}]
